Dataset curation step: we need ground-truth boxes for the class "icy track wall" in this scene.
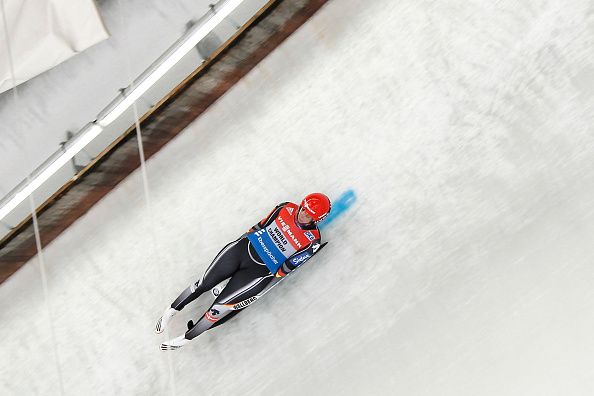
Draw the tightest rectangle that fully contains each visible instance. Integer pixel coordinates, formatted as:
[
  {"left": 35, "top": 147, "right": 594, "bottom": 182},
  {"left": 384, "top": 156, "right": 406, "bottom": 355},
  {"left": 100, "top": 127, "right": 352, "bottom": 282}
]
[{"left": 2, "top": 0, "right": 594, "bottom": 395}]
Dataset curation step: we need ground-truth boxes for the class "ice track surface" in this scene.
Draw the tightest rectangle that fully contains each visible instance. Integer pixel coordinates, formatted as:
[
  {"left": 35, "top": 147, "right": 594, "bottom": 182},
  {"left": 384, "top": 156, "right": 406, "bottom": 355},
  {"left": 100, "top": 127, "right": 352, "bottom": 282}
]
[{"left": 2, "top": 0, "right": 594, "bottom": 395}]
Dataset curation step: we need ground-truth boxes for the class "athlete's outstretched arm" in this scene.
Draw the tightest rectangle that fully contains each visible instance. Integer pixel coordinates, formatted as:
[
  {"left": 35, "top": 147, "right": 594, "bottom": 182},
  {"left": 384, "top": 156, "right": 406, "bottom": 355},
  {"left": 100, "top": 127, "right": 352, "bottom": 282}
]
[{"left": 274, "top": 239, "right": 322, "bottom": 278}]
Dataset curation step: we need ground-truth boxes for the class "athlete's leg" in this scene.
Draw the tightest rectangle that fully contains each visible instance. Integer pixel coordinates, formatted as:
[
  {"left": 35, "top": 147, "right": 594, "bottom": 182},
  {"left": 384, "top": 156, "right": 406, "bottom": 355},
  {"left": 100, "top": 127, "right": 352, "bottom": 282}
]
[
  {"left": 185, "top": 261, "right": 272, "bottom": 339},
  {"left": 156, "top": 236, "right": 245, "bottom": 334},
  {"left": 171, "top": 236, "right": 247, "bottom": 311}
]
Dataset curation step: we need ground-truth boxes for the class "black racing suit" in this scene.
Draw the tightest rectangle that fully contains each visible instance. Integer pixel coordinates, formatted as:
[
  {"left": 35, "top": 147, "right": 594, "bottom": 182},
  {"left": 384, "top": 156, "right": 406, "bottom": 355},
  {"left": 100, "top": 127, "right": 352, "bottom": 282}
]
[{"left": 170, "top": 202, "right": 322, "bottom": 340}]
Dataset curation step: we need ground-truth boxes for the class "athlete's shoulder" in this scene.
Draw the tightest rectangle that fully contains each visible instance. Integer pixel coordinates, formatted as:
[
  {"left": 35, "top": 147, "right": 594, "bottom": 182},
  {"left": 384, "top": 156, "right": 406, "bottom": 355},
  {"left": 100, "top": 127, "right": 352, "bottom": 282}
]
[
  {"left": 269, "top": 202, "right": 291, "bottom": 212},
  {"left": 282, "top": 202, "right": 299, "bottom": 213},
  {"left": 269, "top": 202, "right": 293, "bottom": 219}
]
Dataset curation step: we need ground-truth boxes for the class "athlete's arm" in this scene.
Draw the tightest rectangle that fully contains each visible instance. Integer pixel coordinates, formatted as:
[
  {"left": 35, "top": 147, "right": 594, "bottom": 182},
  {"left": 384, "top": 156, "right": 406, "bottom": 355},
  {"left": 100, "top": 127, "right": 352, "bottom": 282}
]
[{"left": 274, "top": 239, "right": 322, "bottom": 278}]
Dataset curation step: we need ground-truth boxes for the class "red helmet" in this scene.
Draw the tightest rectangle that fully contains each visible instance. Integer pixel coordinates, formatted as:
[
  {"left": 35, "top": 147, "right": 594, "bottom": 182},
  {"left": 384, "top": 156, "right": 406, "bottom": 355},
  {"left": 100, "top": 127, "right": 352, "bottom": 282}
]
[{"left": 300, "top": 193, "right": 331, "bottom": 223}]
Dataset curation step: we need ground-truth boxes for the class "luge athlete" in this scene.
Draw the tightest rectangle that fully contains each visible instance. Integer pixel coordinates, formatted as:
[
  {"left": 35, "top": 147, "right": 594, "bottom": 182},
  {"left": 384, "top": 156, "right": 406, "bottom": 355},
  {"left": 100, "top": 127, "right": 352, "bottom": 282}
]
[{"left": 156, "top": 193, "right": 331, "bottom": 351}]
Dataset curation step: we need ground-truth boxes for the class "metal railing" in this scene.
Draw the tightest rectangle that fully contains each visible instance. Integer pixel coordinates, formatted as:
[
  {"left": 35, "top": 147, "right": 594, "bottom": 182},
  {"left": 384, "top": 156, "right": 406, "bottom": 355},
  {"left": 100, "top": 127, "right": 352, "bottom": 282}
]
[{"left": 0, "top": 0, "right": 270, "bottom": 241}]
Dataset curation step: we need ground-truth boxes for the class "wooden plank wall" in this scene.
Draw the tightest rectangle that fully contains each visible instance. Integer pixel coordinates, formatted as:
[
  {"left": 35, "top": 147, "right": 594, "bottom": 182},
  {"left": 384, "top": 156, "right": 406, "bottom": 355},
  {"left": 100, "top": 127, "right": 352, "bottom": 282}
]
[{"left": 0, "top": 0, "right": 331, "bottom": 284}]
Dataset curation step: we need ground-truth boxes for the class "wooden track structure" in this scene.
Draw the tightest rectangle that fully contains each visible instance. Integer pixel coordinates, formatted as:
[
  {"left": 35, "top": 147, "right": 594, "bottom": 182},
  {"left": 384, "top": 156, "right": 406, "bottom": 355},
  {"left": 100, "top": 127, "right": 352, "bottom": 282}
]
[{"left": 0, "top": 0, "right": 330, "bottom": 285}]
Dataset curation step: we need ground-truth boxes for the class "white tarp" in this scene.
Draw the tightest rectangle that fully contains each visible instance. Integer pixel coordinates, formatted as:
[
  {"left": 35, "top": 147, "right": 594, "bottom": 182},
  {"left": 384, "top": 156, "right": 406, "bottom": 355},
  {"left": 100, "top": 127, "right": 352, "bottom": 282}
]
[{"left": 0, "top": 0, "right": 109, "bottom": 94}]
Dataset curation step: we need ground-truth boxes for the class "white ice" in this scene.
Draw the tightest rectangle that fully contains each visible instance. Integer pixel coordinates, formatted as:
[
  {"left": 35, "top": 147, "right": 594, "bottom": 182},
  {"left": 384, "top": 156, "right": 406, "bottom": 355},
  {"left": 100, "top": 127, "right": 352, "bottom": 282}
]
[{"left": 2, "top": 0, "right": 594, "bottom": 395}]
